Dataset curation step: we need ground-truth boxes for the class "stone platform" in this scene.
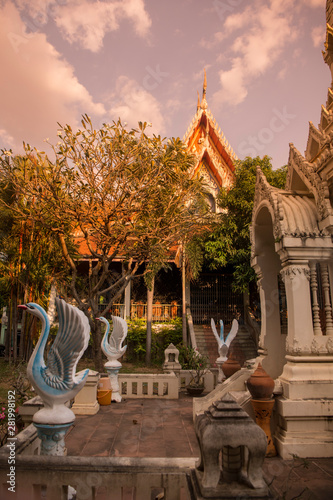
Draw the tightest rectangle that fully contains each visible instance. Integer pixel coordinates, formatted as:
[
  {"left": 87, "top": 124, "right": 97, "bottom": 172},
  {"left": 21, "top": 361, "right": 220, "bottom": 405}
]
[{"left": 64, "top": 394, "right": 333, "bottom": 499}]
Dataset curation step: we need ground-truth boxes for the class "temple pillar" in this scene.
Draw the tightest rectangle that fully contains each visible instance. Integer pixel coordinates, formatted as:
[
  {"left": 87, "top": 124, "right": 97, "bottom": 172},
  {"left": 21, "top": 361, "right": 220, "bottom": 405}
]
[
  {"left": 252, "top": 257, "right": 285, "bottom": 380},
  {"left": 280, "top": 263, "right": 313, "bottom": 356},
  {"left": 275, "top": 261, "right": 333, "bottom": 458}
]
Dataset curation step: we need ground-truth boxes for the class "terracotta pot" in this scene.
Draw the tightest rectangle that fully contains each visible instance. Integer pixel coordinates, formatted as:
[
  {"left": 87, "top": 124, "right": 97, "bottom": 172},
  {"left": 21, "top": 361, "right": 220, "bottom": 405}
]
[
  {"left": 98, "top": 376, "right": 111, "bottom": 391},
  {"left": 221, "top": 358, "right": 241, "bottom": 379},
  {"left": 247, "top": 363, "right": 274, "bottom": 400}
]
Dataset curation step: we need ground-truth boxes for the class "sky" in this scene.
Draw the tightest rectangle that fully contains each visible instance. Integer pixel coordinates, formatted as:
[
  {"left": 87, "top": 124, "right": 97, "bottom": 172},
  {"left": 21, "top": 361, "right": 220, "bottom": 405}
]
[{"left": 0, "top": 0, "right": 330, "bottom": 169}]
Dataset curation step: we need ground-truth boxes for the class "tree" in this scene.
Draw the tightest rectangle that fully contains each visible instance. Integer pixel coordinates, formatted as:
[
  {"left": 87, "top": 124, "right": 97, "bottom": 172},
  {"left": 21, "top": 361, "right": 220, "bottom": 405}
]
[
  {"left": 0, "top": 162, "right": 68, "bottom": 362},
  {"left": 0, "top": 116, "right": 210, "bottom": 370},
  {"left": 202, "top": 156, "right": 287, "bottom": 292}
]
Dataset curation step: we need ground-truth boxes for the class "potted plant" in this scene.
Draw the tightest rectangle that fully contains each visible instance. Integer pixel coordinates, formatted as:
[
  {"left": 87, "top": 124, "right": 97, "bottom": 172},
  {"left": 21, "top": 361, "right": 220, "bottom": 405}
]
[{"left": 178, "top": 344, "right": 209, "bottom": 396}]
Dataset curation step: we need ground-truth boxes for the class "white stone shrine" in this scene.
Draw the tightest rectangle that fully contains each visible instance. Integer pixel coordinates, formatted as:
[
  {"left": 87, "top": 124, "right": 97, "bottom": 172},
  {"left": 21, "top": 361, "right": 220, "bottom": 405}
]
[{"left": 250, "top": 0, "right": 333, "bottom": 459}]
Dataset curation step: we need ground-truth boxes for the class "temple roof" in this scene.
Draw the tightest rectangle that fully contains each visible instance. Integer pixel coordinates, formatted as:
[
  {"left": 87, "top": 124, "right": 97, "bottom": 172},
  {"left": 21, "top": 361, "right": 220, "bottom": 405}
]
[{"left": 182, "top": 70, "right": 237, "bottom": 195}]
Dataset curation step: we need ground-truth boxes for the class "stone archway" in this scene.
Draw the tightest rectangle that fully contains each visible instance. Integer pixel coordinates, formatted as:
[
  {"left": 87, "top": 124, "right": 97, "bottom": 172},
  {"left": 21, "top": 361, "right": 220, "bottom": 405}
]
[{"left": 252, "top": 204, "right": 286, "bottom": 379}]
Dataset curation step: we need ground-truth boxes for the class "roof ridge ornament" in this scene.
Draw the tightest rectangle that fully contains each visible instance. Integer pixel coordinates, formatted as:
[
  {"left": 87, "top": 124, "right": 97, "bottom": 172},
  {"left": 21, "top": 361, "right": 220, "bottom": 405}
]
[{"left": 201, "top": 68, "right": 208, "bottom": 110}]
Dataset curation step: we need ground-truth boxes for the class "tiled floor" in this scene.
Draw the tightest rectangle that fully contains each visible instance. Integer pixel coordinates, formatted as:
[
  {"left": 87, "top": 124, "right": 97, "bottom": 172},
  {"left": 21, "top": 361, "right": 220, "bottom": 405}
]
[
  {"left": 66, "top": 395, "right": 333, "bottom": 499},
  {"left": 66, "top": 394, "right": 199, "bottom": 458}
]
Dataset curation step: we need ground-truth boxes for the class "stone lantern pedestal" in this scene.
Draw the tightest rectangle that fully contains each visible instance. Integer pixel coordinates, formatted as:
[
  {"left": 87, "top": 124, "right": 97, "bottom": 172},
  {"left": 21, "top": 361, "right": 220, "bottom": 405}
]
[{"left": 72, "top": 370, "right": 100, "bottom": 415}]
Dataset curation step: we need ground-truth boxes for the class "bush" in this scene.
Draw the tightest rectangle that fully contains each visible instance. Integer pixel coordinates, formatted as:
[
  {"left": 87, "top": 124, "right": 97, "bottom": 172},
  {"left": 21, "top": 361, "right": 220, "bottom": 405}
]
[{"left": 125, "top": 318, "right": 183, "bottom": 365}]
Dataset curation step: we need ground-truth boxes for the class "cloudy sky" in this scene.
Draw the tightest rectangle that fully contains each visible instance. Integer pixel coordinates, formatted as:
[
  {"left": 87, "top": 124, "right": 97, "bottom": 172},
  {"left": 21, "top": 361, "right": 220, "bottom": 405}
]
[{"left": 0, "top": 0, "right": 330, "bottom": 168}]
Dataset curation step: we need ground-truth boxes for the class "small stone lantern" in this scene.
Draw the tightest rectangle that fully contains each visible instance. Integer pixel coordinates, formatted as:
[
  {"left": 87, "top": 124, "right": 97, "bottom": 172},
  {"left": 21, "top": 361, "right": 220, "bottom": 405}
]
[
  {"left": 163, "top": 343, "right": 181, "bottom": 376},
  {"left": 191, "top": 394, "right": 269, "bottom": 498}
]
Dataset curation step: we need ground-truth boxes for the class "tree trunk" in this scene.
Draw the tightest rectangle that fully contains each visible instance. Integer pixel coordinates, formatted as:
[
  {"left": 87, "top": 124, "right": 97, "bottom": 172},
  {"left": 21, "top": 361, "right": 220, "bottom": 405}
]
[
  {"left": 12, "top": 294, "right": 18, "bottom": 363},
  {"left": 182, "top": 245, "right": 187, "bottom": 345},
  {"left": 146, "top": 278, "right": 155, "bottom": 365},
  {"left": 5, "top": 294, "right": 12, "bottom": 362},
  {"left": 92, "top": 319, "right": 104, "bottom": 372}
]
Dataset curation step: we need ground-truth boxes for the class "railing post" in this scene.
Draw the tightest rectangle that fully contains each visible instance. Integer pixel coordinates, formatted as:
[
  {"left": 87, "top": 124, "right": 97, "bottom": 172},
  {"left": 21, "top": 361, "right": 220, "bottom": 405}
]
[
  {"left": 310, "top": 262, "right": 322, "bottom": 335},
  {"left": 320, "top": 262, "right": 333, "bottom": 335}
]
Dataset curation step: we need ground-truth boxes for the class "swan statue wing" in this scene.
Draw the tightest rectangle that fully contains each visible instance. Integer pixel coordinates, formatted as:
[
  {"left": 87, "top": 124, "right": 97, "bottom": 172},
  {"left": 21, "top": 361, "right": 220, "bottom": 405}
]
[
  {"left": 99, "top": 315, "right": 127, "bottom": 359},
  {"left": 45, "top": 297, "right": 90, "bottom": 390},
  {"left": 211, "top": 318, "right": 222, "bottom": 349},
  {"left": 225, "top": 318, "right": 239, "bottom": 347},
  {"left": 219, "top": 320, "right": 224, "bottom": 341},
  {"left": 109, "top": 315, "right": 127, "bottom": 353}
]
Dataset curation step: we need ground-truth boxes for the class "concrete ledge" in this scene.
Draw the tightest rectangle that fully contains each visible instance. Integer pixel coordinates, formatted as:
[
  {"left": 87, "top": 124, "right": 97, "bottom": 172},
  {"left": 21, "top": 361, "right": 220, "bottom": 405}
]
[{"left": 192, "top": 368, "right": 252, "bottom": 420}]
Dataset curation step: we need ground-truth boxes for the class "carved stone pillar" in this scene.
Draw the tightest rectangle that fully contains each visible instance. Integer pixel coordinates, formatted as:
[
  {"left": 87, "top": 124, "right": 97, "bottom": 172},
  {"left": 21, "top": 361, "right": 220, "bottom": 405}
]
[
  {"left": 280, "top": 263, "right": 313, "bottom": 354},
  {"left": 252, "top": 258, "right": 284, "bottom": 379}
]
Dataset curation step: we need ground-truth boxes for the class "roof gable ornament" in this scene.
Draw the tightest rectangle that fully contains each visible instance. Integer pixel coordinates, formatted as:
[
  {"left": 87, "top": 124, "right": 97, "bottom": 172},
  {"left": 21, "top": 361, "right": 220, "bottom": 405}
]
[
  {"left": 182, "top": 70, "right": 238, "bottom": 193},
  {"left": 201, "top": 68, "right": 208, "bottom": 110}
]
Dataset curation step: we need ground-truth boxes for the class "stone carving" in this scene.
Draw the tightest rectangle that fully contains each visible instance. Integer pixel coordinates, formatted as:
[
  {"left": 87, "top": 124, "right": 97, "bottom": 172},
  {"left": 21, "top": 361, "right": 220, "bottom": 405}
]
[
  {"left": 287, "top": 144, "right": 331, "bottom": 221},
  {"left": 326, "top": 336, "right": 333, "bottom": 353},
  {"left": 192, "top": 394, "right": 268, "bottom": 498},
  {"left": 285, "top": 337, "right": 302, "bottom": 355},
  {"left": 252, "top": 167, "right": 284, "bottom": 243},
  {"left": 311, "top": 337, "right": 328, "bottom": 354},
  {"left": 99, "top": 315, "right": 127, "bottom": 402},
  {"left": 285, "top": 337, "right": 311, "bottom": 355},
  {"left": 280, "top": 265, "right": 310, "bottom": 283},
  {"left": 163, "top": 343, "right": 181, "bottom": 375},
  {"left": 20, "top": 297, "right": 90, "bottom": 454}
]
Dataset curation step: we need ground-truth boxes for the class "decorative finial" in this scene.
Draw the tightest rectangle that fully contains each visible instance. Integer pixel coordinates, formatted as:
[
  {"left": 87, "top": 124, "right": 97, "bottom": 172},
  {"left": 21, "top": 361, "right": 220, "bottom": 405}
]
[
  {"left": 203, "top": 68, "right": 207, "bottom": 98},
  {"left": 201, "top": 68, "right": 208, "bottom": 110},
  {"left": 197, "top": 90, "right": 201, "bottom": 112}
]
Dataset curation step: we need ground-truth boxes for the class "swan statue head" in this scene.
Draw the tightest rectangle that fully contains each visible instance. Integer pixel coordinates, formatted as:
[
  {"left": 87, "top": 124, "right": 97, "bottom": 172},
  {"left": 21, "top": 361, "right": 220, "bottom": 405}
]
[
  {"left": 20, "top": 297, "right": 90, "bottom": 424},
  {"left": 98, "top": 315, "right": 127, "bottom": 367},
  {"left": 211, "top": 318, "right": 238, "bottom": 362}
]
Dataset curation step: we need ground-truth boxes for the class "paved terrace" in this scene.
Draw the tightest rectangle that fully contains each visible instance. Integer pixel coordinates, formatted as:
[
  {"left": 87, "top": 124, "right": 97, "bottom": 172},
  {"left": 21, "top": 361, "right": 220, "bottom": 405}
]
[{"left": 65, "top": 394, "right": 333, "bottom": 499}]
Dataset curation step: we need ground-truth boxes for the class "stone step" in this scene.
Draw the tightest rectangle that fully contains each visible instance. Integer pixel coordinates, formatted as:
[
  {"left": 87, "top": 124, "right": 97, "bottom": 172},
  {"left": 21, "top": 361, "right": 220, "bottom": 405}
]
[{"left": 193, "top": 322, "right": 258, "bottom": 368}]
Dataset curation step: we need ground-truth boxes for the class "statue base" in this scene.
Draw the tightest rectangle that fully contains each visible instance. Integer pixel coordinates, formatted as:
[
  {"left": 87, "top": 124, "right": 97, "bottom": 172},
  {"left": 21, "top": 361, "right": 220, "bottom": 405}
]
[{"left": 34, "top": 422, "right": 73, "bottom": 456}]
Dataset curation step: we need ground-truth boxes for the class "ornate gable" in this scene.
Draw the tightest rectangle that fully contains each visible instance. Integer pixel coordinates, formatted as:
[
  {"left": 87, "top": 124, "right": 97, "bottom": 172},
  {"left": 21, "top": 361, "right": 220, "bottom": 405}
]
[{"left": 183, "top": 71, "right": 237, "bottom": 211}]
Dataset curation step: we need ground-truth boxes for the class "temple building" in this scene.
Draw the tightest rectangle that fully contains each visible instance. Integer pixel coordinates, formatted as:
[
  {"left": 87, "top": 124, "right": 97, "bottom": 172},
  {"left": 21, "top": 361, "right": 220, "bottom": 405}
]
[
  {"left": 250, "top": 0, "right": 333, "bottom": 458},
  {"left": 180, "top": 72, "right": 244, "bottom": 325},
  {"left": 182, "top": 70, "right": 237, "bottom": 213}
]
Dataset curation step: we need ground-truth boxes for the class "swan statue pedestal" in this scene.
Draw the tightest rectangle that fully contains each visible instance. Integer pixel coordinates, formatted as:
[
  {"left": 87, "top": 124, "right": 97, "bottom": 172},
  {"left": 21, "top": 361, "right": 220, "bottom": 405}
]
[
  {"left": 20, "top": 298, "right": 90, "bottom": 456},
  {"left": 98, "top": 316, "right": 128, "bottom": 403}
]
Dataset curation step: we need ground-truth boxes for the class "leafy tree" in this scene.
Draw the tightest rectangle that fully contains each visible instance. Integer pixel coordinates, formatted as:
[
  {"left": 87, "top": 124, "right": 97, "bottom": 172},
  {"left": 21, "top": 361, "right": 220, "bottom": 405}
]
[
  {"left": 0, "top": 164, "right": 67, "bottom": 362},
  {"left": 202, "top": 156, "right": 287, "bottom": 292},
  {"left": 0, "top": 116, "right": 210, "bottom": 370}
]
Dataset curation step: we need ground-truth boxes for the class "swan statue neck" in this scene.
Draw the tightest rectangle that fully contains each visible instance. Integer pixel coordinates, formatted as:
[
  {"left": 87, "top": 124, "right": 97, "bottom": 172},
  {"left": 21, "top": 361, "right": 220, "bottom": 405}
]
[{"left": 28, "top": 303, "right": 50, "bottom": 369}]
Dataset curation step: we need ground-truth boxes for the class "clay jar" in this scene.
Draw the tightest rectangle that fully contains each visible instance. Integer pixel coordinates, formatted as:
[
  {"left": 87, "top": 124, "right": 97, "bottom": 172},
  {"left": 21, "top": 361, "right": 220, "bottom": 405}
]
[
  {"left": 222, "top": 358, "right": 241, "bottom": 379},
  {"left": 247, "top": 363, "right": 274, "bottom": 400}
]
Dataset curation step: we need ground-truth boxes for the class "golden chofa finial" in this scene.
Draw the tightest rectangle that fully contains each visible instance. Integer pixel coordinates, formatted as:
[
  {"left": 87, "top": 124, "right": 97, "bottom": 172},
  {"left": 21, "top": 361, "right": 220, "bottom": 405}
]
[
  {"left": 203, "top": 68, "right": 207, "bottom": 97},
  {"left": 197, "top": 91, "right": 201, "bottom": 111},
  {"left": 201, "top": 68, "right": 208, "bottom": 110}
]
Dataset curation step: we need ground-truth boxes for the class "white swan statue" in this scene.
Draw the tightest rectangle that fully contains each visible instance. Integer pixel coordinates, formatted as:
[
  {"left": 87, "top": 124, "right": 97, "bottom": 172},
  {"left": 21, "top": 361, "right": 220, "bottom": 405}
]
[
  {"left": 211, "top": 317, "right": 239, "bottom": 362},
  {"left": 99, "top": 315, "right": 127, "bottom": 366},
  {"left": 98, "top": 315, "right": 127, "bottom": 402},
  {"left": 19, "top": 297, "right": 90, "bottom": 424}
]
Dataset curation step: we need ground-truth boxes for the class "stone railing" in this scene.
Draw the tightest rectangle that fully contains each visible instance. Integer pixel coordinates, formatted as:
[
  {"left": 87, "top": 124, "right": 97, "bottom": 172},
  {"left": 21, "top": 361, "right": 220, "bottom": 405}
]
[
  {"left": 99, "top": 302, "right": 182, "bottom": 322},
  {"left": 119, "top": 373, "right": 179, "bottom": 399},
  {"left": 0, "top": 454, "right": 195, "bottom": 500}
]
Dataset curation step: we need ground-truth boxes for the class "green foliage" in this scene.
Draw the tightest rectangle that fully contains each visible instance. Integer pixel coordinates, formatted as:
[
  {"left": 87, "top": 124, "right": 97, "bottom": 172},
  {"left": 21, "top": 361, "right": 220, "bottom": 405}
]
[
  {"left": 177, "top": 344, "right": 209, "bottom": 386},
  {"left": 0, "top": 116, "right": 211, "bottom": 369},
  {"left": 202, "top": 156, "right": 287, "bottom": 292},
  {"left": 125, "top": 318, "right": 183, "bottom": 365}
]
